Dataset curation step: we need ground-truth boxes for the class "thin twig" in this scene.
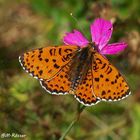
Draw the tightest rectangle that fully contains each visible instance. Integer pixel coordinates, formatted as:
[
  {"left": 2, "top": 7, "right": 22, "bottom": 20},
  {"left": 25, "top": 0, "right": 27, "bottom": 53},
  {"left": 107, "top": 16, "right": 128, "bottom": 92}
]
[{"left": 77, "top": 119, "right": 126, "bottom": 139}]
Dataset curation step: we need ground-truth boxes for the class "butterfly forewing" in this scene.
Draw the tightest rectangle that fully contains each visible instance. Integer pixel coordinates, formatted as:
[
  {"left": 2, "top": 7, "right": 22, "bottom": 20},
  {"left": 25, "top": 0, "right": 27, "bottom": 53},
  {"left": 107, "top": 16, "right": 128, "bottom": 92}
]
[
  {"left": 92, "top": 52, "right": 131, "bottom": 101},
  {"left": 19, "top": 45, "right": 79, "bottom": 81}
]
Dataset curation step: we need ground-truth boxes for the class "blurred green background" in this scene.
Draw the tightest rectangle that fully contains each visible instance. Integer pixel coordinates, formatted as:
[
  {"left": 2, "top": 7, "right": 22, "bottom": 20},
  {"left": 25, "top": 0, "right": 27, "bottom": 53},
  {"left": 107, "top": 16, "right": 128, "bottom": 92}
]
[{"left": 0, "top": 0, "right": 140, "bottom": 140}]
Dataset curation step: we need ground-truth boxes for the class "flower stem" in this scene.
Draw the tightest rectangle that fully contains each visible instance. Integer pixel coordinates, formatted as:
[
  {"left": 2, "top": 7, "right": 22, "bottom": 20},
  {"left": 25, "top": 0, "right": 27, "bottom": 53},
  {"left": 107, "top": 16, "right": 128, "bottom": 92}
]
[
  {"left": 59, "top": 103, "right": 86, "bottom": 140},
  {"left": 59, "top": 118, "right": 77, "bottom": 140}
]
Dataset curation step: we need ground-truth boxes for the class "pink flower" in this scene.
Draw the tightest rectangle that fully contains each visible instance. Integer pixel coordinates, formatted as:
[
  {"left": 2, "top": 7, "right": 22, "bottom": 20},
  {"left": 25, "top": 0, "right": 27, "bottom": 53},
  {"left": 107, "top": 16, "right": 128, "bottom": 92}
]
[{"left": 63, "top": 18, "right": 127, "bottom": 55}]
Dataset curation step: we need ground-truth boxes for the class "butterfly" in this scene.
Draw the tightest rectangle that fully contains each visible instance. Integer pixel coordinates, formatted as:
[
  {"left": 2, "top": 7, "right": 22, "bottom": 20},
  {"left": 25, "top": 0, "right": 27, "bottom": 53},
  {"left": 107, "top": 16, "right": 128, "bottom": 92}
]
[{"left": 19, "top": 18, "right": 131, "bottom": 106}]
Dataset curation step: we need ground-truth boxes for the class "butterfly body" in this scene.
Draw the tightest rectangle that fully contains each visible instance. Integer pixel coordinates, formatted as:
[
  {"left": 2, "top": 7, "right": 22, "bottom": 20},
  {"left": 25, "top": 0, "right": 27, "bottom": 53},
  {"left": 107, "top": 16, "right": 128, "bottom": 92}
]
[{"left": 69, "top": 44, "right": 93, "bottom": 90}]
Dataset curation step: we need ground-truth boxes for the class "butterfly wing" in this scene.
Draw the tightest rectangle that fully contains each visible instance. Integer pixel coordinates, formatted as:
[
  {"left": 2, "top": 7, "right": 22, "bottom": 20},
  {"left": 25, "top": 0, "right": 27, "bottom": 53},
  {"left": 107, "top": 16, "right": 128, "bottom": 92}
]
[
  {"left": 92, "top": 52, "right": 131, "bottom": 101},
  {"left": 19, "top": 45, "right": 79, "bottom": 81},
  {"left": 74, "top": 68, "right": 100, "bottom": 106},
  {"left": 40, "top": 63, "right": 72, "bottom": 95}
]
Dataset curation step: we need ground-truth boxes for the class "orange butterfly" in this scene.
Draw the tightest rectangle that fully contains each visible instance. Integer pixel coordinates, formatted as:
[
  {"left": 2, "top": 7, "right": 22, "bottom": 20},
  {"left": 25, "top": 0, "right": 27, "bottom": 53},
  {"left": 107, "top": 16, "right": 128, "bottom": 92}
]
[{"left": 19, "top": 18, "right": 131, "bottom": 106}]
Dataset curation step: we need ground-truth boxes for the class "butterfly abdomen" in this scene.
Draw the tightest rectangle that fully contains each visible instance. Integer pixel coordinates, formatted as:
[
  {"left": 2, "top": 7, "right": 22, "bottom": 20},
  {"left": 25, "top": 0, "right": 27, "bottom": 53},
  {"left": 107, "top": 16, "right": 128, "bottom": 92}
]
[{"left": 69, "top": 46, "right": 93, "bottom": 90}]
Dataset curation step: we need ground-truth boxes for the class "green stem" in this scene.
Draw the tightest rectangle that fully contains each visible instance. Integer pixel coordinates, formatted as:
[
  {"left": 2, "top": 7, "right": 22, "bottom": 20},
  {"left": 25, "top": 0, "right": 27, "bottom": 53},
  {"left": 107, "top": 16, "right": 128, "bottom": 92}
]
[
  {"left": 59, "top": 118, "right": 77, "bottom": 140},
  {"left": 59, "top": 103, "right": 86, "bottom": 140}
]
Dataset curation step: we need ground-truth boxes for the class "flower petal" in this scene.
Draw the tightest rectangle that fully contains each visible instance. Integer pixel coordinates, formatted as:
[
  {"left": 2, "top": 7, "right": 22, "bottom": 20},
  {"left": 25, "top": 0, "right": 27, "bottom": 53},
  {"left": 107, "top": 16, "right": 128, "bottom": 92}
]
[
  {"left": 101, "top": 42, "right": 127, "bottom": 55},
  {"left": 63, "top": 30, "right": 89, "bottom": 47},
  {"left": 90, "top": 18, "right": 113, "bottom": 50}
]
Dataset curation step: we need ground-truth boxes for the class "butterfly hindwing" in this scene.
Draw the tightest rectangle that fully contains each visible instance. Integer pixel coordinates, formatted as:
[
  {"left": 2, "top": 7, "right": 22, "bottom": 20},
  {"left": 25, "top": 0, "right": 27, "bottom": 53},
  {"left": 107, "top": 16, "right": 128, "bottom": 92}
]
[
  {"left": 92, "top": 52, "right": 131, "bottom": 101},
  {"left": 19, "top": 45, "right": 79, "bottom": 81},
  {"left": 74, "top": 68, "right": 100, "bottom": 106},
  {"left": 40, "top": 63, "right": 72, "bottom": 95}
]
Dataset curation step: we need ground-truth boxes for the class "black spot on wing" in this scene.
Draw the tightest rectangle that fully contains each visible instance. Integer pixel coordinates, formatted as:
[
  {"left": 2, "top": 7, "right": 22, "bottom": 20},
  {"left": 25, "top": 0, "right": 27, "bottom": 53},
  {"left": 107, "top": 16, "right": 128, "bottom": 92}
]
[
  {"left": 95, "top": 78, "right": 99, "bottom": 82},
  {"left": 45, "top": 59, "right": 49, "bottom": 62},
  {"left": 54, "top": 64, "right": 60, "bottom": 69},
  {"left": 39, "top": 70, "right": 43, "bottom": 75},
  {"left": 59, "top": 48, "right": 62, "bottom": 55}
]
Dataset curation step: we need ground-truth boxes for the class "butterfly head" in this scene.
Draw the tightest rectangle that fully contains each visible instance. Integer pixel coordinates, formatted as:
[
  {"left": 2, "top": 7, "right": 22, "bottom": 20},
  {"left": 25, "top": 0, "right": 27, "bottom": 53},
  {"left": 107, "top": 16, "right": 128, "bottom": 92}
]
[{"left": 87, "top": 42, "right": 99, "bottom": 53}]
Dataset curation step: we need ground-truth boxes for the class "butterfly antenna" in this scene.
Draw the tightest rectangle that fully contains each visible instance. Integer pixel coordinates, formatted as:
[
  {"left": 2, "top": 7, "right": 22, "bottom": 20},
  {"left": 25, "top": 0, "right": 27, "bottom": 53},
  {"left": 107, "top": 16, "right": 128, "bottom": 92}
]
[{"left": 70, "top": 13, "right": 87, "bottom": 37}]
